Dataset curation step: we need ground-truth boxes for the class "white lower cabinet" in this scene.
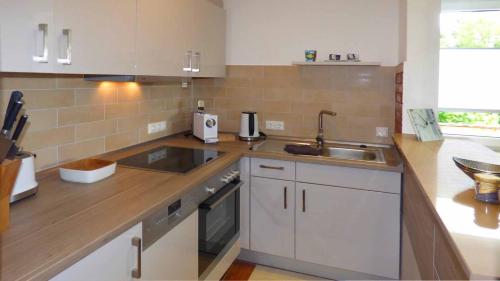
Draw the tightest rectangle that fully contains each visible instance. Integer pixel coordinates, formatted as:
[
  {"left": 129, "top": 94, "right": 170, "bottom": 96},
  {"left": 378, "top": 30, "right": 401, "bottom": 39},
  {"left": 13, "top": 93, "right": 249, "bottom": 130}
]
[
  {"left": 250, "top": 177, "right": 295, "bottom": 258},
  {"left": 142, "top": 211, "right": 198, "bottom": 281},
  {"left": 295, "top": 183, "right": 400, "bottom": 279},
  {"left": 50, "top": 223, "right": 142, "bottom": 281}
]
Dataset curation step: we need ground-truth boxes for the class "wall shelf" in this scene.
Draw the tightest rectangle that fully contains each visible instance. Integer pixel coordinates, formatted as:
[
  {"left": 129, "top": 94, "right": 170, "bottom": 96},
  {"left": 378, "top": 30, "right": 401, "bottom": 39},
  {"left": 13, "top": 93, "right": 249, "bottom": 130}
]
[{"left": 292, "top": 61, "right": 381, "bottom": 66}]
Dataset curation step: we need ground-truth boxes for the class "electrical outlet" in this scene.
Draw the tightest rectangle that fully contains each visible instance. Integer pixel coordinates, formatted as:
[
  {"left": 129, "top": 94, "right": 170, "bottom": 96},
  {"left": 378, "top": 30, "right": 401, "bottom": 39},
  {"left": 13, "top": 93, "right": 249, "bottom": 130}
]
[
  {"left": 376, "top": 127, "right": 389, "bottom": 137},
  {"left": 266, "top": 120, "right": 285, "bottom": 131},
  {"left": 158, "top": 121, "right": 167, "bottom": 132},
  {"left": 148, "top": 123, "right": 157, "bottom": 134},
  {"left": 148, "top": 121, "right": 167, "bottom": 135}
]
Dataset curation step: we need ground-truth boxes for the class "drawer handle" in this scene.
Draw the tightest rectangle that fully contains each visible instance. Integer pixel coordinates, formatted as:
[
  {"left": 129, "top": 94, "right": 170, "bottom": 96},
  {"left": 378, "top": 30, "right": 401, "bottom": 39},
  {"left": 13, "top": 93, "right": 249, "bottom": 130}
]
[
  {"left": 131, "top": 237, "right": 142, "bottom": 278},
  {"left": 284, "top": 186, "right": 287, "bottom": 209},
  {"left": 259, "top": 164, "right": 285, "bottom": 171},
  {"left": 302, "top": 189, "right": 306, "bottom": 213}
]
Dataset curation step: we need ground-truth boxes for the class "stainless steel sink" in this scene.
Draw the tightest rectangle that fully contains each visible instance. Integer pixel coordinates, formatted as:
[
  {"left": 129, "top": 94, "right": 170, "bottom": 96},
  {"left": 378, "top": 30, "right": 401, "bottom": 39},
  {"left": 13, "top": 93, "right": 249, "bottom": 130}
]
[
  {"left": 251, "top": 139, "right": 386, "bottom": 164},
  {"left": 321, "top": 147, "right": 384, "bottom": 162}
]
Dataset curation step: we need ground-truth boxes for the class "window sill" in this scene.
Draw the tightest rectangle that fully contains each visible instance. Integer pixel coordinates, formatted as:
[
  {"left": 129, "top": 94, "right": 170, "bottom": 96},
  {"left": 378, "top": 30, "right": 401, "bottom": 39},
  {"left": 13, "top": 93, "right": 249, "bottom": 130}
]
[{"left": 440, "top": 124, "right": 500, "bottom": 151}]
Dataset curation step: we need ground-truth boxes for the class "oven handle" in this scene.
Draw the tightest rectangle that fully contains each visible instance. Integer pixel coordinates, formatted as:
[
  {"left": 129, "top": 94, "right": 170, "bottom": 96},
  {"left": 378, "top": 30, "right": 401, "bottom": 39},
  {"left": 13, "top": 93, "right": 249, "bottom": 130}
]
[{"left": 200, "top": 181, "right": 242, "bottom": 210}]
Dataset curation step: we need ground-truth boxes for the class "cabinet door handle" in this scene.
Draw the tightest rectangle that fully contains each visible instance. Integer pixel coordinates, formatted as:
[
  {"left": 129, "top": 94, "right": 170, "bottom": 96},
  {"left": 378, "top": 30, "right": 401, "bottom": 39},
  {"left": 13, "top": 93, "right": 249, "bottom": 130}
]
[
  {"left": 284, "top": 186, "right": 287, "bottom": 209},
  {"left": 259, "top": 165, "right": 284, "bottom": 171},
  {"left": 33, "top": 23, "right": 49, "bottom": 63},
  {"left": 131, "top": 237, "right": 142, "bottom": 278},
  {"left": 183, "top": 50, "right": 192, "bottom": 72},
  {"left": 302, "top": 189, "right": 306, "bottom": 213},
  {"left": 57, "top": 28, "right": 72, "bottom": 65},
  {"left": 191, "top": 52, "right": 200, "bottom": 73}
]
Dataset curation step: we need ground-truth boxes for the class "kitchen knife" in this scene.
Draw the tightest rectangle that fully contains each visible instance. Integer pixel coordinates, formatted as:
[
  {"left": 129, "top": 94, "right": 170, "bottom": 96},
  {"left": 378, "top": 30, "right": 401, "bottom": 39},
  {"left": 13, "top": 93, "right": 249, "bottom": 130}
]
[
  {"left": 11, "top": 114, "right": 28, "bottom": 142},
  {"left": 6, "top": 115, "right": 28, "bottom": 159},
  {"left": 4, "top": 91, "right": 23, "bottom": 119},
  {"left": 1, "top": 100, "right": 23, "bottom": 136}
]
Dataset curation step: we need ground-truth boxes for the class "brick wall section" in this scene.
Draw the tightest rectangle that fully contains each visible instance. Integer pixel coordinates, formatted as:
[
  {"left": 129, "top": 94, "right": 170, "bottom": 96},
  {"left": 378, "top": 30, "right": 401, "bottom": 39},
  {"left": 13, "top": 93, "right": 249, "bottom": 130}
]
[
  {"left": 0, "top": 74, "right": 192, "bottom": 171},
  {"left": 193, "top": 65, "right": 396, "bottom": 144},
  {"left": 395, "top": 63, "right": 404, "bottom": 133}
]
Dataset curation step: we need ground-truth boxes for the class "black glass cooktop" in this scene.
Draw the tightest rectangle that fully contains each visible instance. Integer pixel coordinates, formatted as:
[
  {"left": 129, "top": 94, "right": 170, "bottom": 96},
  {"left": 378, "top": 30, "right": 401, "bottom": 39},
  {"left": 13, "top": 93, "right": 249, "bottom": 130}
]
[{"left": 117, "top": 146, "right": 224, "bottom": 173}]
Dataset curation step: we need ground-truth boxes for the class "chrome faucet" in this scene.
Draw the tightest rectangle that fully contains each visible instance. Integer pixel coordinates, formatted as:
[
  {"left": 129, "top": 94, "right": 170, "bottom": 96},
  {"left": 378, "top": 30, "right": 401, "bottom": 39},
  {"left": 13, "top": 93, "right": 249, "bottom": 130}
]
[{"left": 316, "top": 110, "right": 337, "bottom": 148}]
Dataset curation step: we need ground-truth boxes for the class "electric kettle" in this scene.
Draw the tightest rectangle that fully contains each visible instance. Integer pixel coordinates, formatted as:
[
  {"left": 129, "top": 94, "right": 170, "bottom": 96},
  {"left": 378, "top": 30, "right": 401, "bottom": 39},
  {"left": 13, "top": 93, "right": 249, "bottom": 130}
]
[{"left": 239, "top": 112, "right": 260, "bottom": 141}]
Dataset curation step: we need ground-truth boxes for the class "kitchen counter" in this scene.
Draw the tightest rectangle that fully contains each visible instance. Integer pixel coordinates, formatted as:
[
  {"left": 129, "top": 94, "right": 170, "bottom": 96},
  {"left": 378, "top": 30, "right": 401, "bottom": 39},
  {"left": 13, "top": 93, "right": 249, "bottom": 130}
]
[
  {"left": 0, "top": 134, "right": 402, "bottom": 281},
  {"left": 394, "top": 134, "right": 500, "bottom": 279}
]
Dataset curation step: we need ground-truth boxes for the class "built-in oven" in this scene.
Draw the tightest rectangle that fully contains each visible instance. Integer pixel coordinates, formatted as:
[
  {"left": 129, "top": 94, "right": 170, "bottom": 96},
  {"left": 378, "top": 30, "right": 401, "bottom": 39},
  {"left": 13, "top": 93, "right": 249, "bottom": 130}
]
[{"left": 198, "top": 173, "right": 242, "bottom": 280}]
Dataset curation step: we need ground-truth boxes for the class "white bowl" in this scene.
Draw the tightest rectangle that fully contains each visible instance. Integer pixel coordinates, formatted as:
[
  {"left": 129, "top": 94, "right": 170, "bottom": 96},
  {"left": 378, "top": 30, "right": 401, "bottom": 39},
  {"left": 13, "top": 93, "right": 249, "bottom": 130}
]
[{"left": 59, "top": 159, "right": 116, "bottom": 184}]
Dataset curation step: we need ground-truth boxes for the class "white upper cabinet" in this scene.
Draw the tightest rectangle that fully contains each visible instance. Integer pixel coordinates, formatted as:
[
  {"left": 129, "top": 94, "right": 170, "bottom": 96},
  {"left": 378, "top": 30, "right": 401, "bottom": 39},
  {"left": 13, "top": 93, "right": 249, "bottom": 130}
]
[
  {"left": 0, "top": 0, "right": 56, "bottom": 73},
  {"left": 136, "top": 0, "right": 195, "bottom": 77},
  {"left": 191, "top": 0, "right": 226, "bottom": 77},
  {"left": 53, "top": 0, "right": 137, "bottom": 75},
  {"left": 0, "top": 0, "right": 226, "bottom": 77},
  {"left": 136, "top": 0, "right": 226, "bottom": 77}
]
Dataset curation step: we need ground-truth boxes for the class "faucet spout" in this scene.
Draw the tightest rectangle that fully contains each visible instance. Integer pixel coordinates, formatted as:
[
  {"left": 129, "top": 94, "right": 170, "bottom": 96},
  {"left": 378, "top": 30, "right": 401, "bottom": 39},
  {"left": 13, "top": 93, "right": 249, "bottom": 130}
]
[{"left": 316, "top": 110, "right": 336, "bottom": 148}]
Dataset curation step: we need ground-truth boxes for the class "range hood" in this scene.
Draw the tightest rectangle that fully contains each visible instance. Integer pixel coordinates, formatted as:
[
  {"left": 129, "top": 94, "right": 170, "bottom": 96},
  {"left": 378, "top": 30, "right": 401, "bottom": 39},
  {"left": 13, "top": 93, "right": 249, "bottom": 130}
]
[{"left": 83, "top": 74, "right": 192, "bottom": 83}]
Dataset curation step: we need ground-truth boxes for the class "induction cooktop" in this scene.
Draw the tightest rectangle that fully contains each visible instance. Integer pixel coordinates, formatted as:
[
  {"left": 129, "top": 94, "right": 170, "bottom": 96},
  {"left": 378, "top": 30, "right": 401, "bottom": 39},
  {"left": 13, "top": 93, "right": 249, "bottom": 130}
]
[{"left": 117, "top": 146, "right": 224, "bottom": 173}]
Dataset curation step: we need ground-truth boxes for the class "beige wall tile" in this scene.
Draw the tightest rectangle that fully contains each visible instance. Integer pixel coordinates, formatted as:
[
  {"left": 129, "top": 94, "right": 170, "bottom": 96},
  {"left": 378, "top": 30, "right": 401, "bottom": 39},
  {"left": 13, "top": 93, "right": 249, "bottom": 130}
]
[
  {"left": 227, "top": 65, "right": 264, "bottom": 78},
  {"left": 116, "top": 115, "right": 148, "bottom": 132},
  {"left": 56, "top": 76, "right": 100, "bottom": 89},
  {"left": 105, "top": 131, "right": 138, "bottom": 151},
  {"left": 23, "top": 89, "right": 75, "bottom": 110},
  {"left": 263, "top": 66, "right": 301, "bottom": 79},
  {"left": 150, "top": 86, "right": 188, "bottom": 99},
  {"left": 21, "top": 126, "right": 74, "bottom": 151},
  {"left": 32, "top": 147, "right": 58, "bottom": 172},
  {"left": 105, "top": 103, "right": 139, "bottom": 119},
  {"left": 193, "top": 65, "right": 396, "bottom": 145},
  {"left": 0, "top": 73, "right": 57, "bottom": 90},
  {"left": 59, "top": 138, "right": 105, "bottom": 163},
  {"left": 139, "top": 127, "right": 167, "bottom": 143},
  {"left": 58, "top": 105, "right": 105, "bottom": 126},
  {"left": 76, "top": 120, "right": 117, "bottom": 142},
  {"left": 166, "top": 97, "right": 191, "bottom": 110},
  {"left": 116, "top": 85, "right": 150, "bottom": 102},
  {"left": 75, "top": 87, "right": 116, "bottom": 105},
  {"left": 26, "top": 109, "right": 58, "bottom": 131},
  {"left": 139, "top": 100, "right": 167, "bottom": 115}
]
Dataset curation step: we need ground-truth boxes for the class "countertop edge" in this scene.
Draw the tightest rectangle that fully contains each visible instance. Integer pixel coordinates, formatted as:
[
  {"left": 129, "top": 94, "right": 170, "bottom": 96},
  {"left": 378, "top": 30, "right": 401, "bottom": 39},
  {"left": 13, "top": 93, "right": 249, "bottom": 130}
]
[{"left": 392, "top": 134, "right": 500, "bottom": 280}]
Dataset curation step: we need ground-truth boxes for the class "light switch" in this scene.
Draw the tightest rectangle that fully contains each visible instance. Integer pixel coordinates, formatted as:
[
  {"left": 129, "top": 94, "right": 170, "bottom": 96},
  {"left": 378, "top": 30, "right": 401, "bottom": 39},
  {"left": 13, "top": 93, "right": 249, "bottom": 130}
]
[{"left": 376, "top": 127, "right": 389, "bottom": 137}]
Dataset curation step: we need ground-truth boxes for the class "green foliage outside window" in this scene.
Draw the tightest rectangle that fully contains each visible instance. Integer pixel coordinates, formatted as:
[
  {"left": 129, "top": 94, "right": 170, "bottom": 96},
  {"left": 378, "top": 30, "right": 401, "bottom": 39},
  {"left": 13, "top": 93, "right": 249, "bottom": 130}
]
[
  {"left": 439, "top": 112, "right": 500, "bottom": 127},
  {"left": 441, "top": 18, "right": 500, "bottom": 48}
]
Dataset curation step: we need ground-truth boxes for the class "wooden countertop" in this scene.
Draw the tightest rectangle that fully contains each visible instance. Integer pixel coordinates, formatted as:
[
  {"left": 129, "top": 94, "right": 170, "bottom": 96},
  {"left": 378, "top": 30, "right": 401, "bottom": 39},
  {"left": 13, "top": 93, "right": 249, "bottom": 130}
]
[
  {"left": 0, "top": 134, "right": 402, "bottom": 281},
  {"left": 393, "top": 134, "right": 500, "bottom": 279}
]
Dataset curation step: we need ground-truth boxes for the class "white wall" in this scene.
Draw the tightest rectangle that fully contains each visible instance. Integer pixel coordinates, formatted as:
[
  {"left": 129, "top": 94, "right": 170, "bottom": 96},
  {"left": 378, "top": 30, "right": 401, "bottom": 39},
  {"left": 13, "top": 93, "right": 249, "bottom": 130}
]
[
  {"left": 224, "top": 0, "right": 401, "bottom": 66},
  {"left": 402, "top": 0, "right": 441, "bottom": 133},
  {"left": 399, "top": 0, "right": 407, "bottom": 63}
]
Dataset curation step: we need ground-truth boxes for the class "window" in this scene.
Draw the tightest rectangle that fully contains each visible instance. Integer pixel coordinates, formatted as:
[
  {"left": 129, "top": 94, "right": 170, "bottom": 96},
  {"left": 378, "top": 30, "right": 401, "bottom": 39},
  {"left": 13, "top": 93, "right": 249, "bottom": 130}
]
[{"left": 439, "top": 10, "right": 500, "bottom": 138}]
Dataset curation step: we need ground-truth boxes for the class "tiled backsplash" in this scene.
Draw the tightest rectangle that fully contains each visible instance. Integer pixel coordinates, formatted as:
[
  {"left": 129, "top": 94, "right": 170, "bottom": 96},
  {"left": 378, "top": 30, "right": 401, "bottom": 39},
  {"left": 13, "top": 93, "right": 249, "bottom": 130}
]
[
  {"left": 194, "top": 65, "right": 396, "bottom": 144},
  {"left": 0, "top": 73, "right": 192, "bottom": 171},
  {"left": 1, "top": 65, "right": 396, "bottom": 171}
]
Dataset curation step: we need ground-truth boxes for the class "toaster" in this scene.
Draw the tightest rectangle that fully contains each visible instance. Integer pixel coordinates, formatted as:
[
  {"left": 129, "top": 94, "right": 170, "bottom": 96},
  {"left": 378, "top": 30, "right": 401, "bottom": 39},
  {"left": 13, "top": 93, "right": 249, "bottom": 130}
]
[
  {"left": 193, "top": 112, "right": 219, "bottom": 143},
  {"left": 10, "top": 152, "right": 38, "bottom": 203}
]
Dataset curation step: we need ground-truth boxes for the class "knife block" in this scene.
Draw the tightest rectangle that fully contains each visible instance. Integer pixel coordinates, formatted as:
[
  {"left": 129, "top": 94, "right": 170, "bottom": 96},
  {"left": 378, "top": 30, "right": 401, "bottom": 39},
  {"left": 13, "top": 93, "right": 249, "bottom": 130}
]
[{"left": 0, "top": 159, "right": 21, "bottom": 233}]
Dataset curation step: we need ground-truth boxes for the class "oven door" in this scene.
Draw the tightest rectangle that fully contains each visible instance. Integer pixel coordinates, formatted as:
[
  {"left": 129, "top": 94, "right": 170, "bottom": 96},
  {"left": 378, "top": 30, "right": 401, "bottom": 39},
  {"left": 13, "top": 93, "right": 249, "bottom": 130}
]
[{"left": 198, "top": 179, "right": 242, "bottom": 279}]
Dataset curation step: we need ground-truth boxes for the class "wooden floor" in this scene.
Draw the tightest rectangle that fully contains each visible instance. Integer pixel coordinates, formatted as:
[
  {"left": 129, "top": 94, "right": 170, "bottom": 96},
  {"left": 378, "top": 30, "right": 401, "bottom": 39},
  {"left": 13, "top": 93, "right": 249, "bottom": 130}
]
[
  {"left": 222, "top": 260, "right": 319, "bottom": 281},
  {"left": 222, "top": 260, "right": 256, "bottom": 281}
]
